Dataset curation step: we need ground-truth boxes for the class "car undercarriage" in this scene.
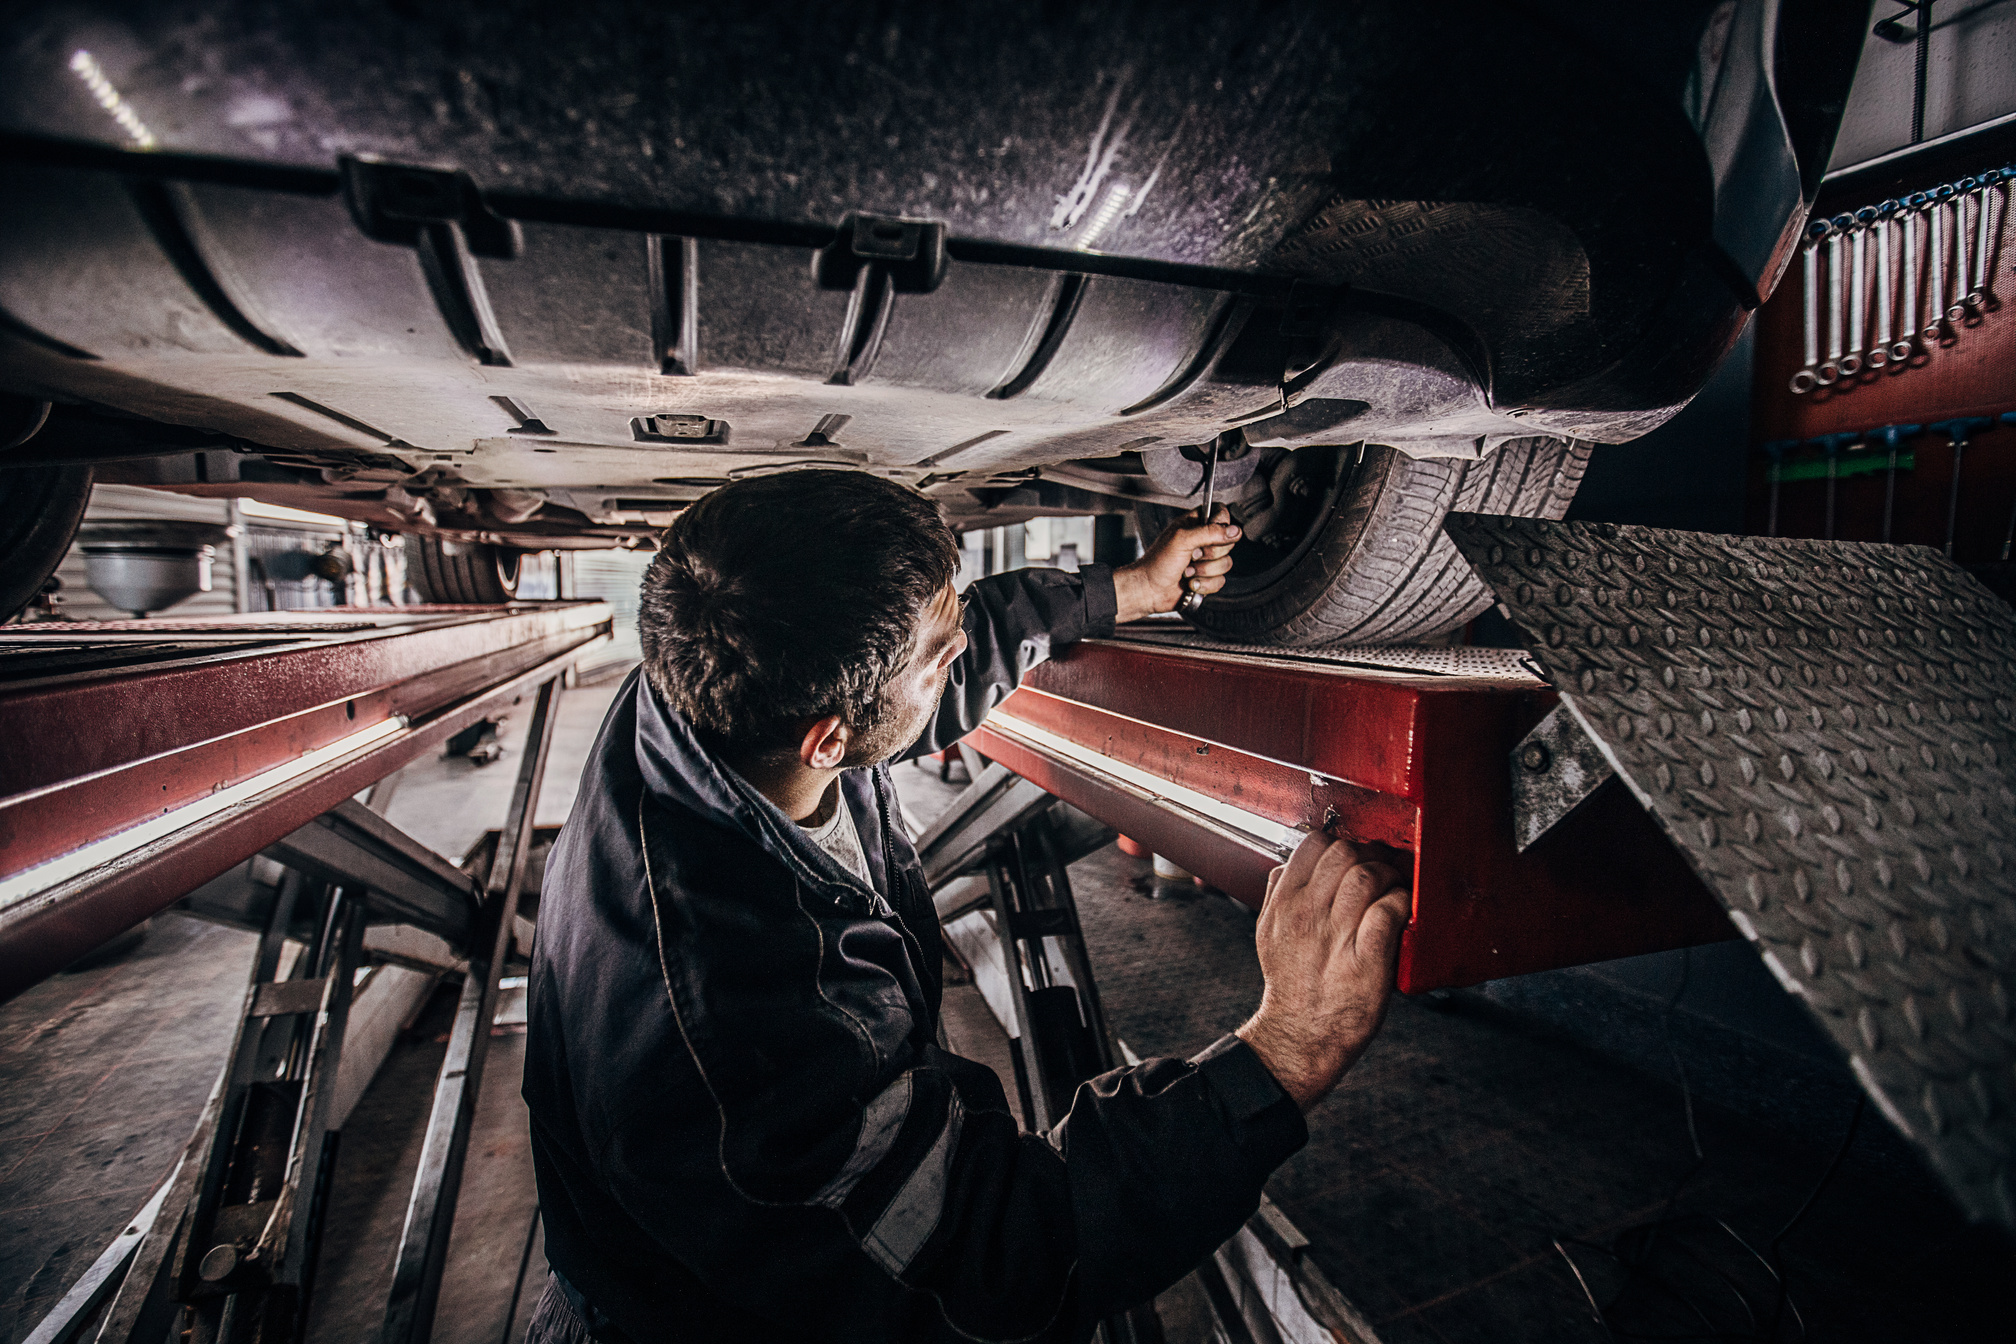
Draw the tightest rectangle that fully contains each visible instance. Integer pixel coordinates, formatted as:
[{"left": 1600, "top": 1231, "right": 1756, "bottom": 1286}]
[{"left": 2, "top": 1, "right": 1865, "bottom": 639}]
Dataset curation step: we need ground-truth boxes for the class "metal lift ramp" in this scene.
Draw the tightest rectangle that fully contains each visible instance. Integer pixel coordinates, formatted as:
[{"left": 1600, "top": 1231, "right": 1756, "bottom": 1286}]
[
  {"left": 5, "top": 605, "right": 608, "bottom": 1344},
  {"left": 0, "top": 602, "right": 609, "bottom": 997},
  {"left": 920, "top": 516, "right": 2016, "bottom": 1253},
  {"left": 1445, "top": 515, "right": 2016, "bottom": 1231}
]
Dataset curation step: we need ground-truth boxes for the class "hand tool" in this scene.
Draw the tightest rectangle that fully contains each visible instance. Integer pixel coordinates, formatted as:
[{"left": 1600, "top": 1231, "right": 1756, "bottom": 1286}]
[
  {"left": 1869, "top": 423, "right": 1920, "bottom": 543},
  {"left": 1818, "top": 218, "right": 1846, "bottom": 384},
  {"left": 1923, "top": 189, "right": 1948, "bottom": 344},
  {"left": 1790, "top": 223, "right": 1825, "bottom": 392},
  {"left": 1928, "top": 417, "right": 1993, "bottom": 558},
  {"left": 1844, "top": 207, "right": 1874, "bottom": 375},
  {"left": 1761, "top": 440, "right": 1798, "bottom": 536},
  {"left": 1967, "top": 168, "right": 2001, "bottom": 308},
  {"left": 1869, "top": 203, "right": 1896, "bottom": 368},
  {"left": 1896, "top": 194, "right": 1924, "bottom": 361},
  {"left": 1949, "top": 180, "right": 1975, "bottom": 322},
  {"left": 1813, "top": 432, "right": 1862, "bottom": 541},
  {"left": 1175, "top": 438, "right": 1220, "bottom": 616}
]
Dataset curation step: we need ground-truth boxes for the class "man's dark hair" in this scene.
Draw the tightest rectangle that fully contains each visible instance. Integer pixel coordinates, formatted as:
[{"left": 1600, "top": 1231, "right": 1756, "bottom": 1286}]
[{"left": 639, "top": 470, "right": 960, "bottom": 759}]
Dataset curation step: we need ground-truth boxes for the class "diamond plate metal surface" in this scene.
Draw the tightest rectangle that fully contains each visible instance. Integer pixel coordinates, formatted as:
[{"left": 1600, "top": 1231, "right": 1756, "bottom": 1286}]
[{"left": 1444, "top": 514, "right": 2016, "bottom": 1228}]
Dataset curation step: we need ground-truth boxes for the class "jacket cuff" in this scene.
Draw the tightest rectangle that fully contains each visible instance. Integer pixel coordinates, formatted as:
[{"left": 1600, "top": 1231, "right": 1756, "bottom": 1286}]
[
  {"left": 1075, "top": 563, "right": 1119, "bottom": 638},
  {"left": 1192, "top": 1034, "right": 1307, "bottom": 1170}
]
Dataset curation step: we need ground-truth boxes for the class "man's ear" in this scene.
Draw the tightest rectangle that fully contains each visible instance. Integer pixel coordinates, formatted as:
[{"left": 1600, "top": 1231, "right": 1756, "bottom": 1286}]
[{"left": 799, "top": 715, "right": 849, "bottom": 770}]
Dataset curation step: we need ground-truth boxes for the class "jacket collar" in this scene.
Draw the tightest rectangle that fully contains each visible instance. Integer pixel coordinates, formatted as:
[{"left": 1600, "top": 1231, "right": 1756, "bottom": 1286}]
[{"left": 625, "top": 669, "right": 893, "bottom": 916}]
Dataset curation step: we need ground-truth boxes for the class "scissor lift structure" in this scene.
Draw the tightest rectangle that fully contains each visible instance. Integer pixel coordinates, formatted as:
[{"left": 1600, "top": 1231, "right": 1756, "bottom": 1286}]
[{"left": 1, "top": 602, "right": 610, "bottom": 1344}]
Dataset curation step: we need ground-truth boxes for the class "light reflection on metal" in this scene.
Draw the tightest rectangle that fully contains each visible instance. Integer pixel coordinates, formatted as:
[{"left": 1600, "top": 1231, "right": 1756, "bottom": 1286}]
[
  {"left": 984, "top": 707, "right": 1302, "bottom": 855},
  {"left": 68, "top": 50, "right": 157, "bottom": 148},
  {"left": 1076, "top": 183, "right": 1132, "bottom": 249},
  {"left": 0, "top": 715, "right": 406, "bottom": 911}
]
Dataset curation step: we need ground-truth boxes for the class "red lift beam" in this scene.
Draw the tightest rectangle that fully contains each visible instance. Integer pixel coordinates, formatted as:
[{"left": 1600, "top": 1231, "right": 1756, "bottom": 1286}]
[
  {"left": 0, "top": 602, "right": 611, "bottom": 1000},
  {"left": 967, "top": 636, "right": 1734, "bottom": 992}
]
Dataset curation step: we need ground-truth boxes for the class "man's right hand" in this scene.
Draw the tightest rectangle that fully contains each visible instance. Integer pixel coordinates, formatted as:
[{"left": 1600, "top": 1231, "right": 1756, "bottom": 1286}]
[
  {"left": 1111, "top": 506, "right": 1240, "bottom": 622},
  {"left": 1235, "top": 832, "right": 1410, "bottom": 1110}
]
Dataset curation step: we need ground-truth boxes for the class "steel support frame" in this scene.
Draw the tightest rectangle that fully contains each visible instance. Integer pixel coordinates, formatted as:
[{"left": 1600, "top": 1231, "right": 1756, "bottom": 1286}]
[
  {"left": 916, "top": 764, "right": 1122, "bottom": 1128},
  {"left": 264, "top": 800, "right": 481, "bottom": 947},
  {"left": 379, "top": 674, "right": 560, "bottom": 1344},
  {"left": 914, "top": 766, "right": 1056, "bottom": 889},
  {"left": 28, "top": 672, "right": 566, "bottom": 1344},
  {"left": 919, "top": 770, "right": 1149, "bottom": 1344},
  {"left": 79, "top": 867, "right": 368, "bottom": 1344},
  {"left": 981, "top": 825, "right": 1120, "bottom": 1132}
]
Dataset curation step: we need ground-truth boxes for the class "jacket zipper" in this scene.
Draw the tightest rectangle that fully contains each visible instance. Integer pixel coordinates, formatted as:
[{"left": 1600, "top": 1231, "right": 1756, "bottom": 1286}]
[{"left": 872, "top": 769, "right": 940, "bottom": 1033}]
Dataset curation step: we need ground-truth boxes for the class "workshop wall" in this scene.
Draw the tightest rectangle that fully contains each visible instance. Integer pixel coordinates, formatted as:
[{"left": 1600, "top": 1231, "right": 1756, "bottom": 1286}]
[
  {"left": 1480, "top": 23, "right": 2016, "bottom": 1168},
  {"left": 567, "top": 547, "right": 654, "bottom": 677},
  {"left": 1746, "top": 7, "right": 2016, "bottom": 593},
  {"left": 1827, "top": 1, "right": 2016, "bottom": 170}
]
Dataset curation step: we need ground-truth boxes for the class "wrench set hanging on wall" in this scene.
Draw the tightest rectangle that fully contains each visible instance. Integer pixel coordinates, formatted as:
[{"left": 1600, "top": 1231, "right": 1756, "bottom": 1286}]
[{"left": 1789, "top": 163, "right": 2011, "bottom": 394}]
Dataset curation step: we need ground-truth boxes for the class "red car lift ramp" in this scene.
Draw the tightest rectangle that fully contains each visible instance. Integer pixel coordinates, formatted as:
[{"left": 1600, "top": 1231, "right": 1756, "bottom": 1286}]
[
  {"left": 948, "top": 633, "right": 1731, "bottom": 993},
  {"left": 920, "top": 517, "right": 2016, "bottom": 1234},
  {"left": 0, "top": 601, "right": 611, "bottom": 1000}
]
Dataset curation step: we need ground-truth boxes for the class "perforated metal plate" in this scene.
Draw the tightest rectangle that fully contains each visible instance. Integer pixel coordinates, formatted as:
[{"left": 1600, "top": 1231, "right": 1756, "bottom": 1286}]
[
  {"left": 1109, "top": 627, "right": 1543, "bottom": 680},
  {"left": 1445, "top": 514, "right": 2016, "bottom": 1228}
]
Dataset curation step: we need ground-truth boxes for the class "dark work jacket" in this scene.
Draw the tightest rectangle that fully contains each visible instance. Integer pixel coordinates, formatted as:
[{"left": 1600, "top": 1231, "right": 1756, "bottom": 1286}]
[{"left": 522, "top": 564, "right": 1306, "bottom": 1344}]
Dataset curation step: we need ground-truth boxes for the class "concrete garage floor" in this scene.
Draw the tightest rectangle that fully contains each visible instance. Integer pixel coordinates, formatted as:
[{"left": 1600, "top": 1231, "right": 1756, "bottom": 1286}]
[
  {"left": 303, "top": 990, "right": 544, "bottom": 1344},
  {"left": 1, "top": 670, "right": 2000, "bottom": 1343},
  {"left": 299, "top": 669, "right": 634, "bottom": 1344},
  {"left": 1071, "top": 852, "right": 2001, "bottom": 1344},
  {"left": 0, "top": 914, "right": 259, "bottom": 1343}
]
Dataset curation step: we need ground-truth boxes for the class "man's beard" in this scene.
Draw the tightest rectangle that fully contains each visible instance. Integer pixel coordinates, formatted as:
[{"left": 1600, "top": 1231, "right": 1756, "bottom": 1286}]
[{"left": 840, "top": 668, "right": 951, "bottom": 768}]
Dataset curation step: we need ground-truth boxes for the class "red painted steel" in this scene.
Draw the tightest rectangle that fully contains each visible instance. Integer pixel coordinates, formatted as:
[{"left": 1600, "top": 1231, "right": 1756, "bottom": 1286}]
[
  {"left": 1021, "top": 643, "right": 1431, "bottom": 797},
  {"left": 973, "top": 639, "right": 1733, "bottom": 992},
  {"left": 996, "top": 686, "right": 1421, "bottom": 849},
  {"left": 0, "top": 614, "right": 603, "bottom": 876},
  {"left": 969, "top": 722, "right": 1284, "bottom": 905},
  {"left": 1, "top": 604, "right": 609, "bottom": 794},
  {"left": 0, "top": 604, "right": 610, "bottom": 1000}
]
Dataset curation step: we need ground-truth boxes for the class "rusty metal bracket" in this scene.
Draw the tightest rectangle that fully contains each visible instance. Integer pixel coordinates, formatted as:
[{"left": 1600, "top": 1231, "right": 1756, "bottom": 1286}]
[{"left": 1509, "top": 702, "right": 1618, "bottom": 851}]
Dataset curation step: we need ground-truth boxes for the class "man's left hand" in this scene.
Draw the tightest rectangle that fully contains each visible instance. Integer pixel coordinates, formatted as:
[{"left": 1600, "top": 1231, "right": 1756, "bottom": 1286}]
[{"left": 1113, "top": 506, "right": 1239, "bottom": 623}]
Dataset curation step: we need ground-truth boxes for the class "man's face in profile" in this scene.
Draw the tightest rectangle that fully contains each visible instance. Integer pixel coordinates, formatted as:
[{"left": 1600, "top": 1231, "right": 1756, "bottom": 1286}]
[{"left": 842, "top": 582, "right": 967, "bottom": 767}]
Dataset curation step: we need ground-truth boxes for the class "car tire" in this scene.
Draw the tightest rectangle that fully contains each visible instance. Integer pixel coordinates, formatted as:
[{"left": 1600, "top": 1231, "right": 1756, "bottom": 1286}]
[
  {"left": 1135, "top": 436, "right": 1588, "bottom": 646},
  {"left": 0, "top": 464, "right": 94, "bottom": 623},
  {"left": 404, "top": 535, "right": 523, "bottom": 604}
]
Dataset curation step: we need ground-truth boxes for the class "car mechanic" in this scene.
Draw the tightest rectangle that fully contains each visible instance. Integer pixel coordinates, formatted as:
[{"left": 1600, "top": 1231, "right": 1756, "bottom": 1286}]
[{"left": 522, "top": 470, "right": 1411, "bottom": 1342}]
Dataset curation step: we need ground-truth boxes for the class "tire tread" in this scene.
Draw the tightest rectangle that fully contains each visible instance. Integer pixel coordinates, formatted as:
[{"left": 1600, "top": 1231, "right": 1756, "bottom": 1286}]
[
  {"left": 0, "top": 465, "right": 94, "bottom": 622},
  {"left": 1184, "top": 436, "right": 1588, "bottom": 647},
  {"left": 404, "top": 536, "right": 517, "bottom": 603}
]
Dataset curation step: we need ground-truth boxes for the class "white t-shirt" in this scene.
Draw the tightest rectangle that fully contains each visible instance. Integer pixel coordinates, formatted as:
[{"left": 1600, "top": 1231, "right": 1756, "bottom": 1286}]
[{"left": 801, "top": 785, "right": 872, "bottom": 887}]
